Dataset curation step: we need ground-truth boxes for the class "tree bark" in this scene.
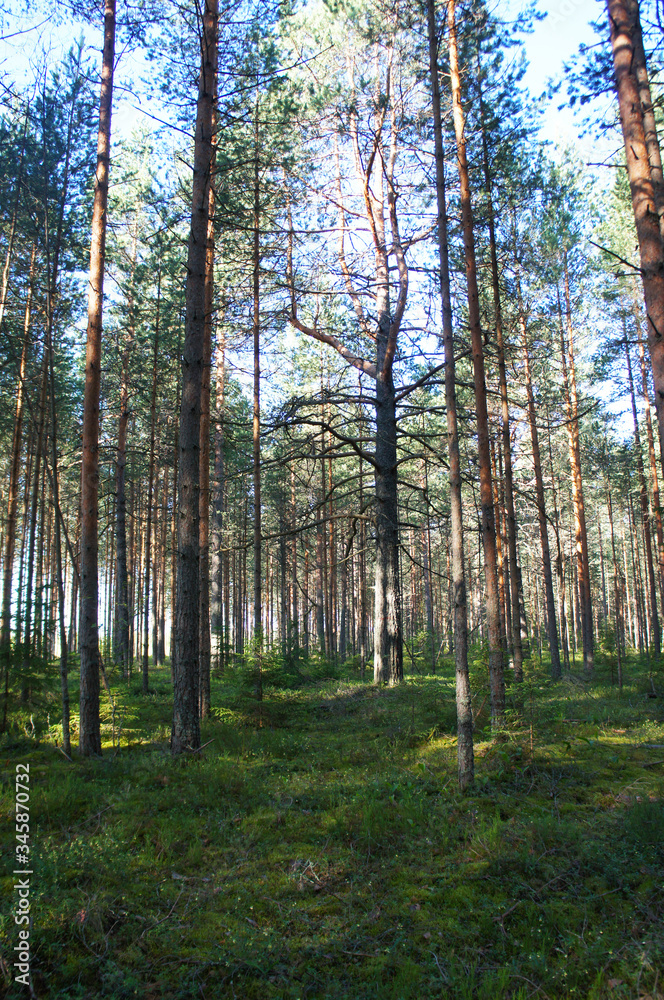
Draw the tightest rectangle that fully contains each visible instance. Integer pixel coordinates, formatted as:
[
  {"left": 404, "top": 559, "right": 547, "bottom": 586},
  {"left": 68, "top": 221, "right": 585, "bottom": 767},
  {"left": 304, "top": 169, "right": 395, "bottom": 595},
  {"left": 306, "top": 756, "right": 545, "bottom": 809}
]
[
  {"left": 78, "top": 0, "right": 115, "bottom": 755},
  {"left": 172, "top": 0, "right": 217, "bottom": 754},
  {"left": 143, "top": 272, "right": 160, "bottom": 695},
  {"left": 0, "top": 108, "right": 27, "bottom": 336},
  {"left": 200, "top": 65, "right": 217, "bottom": 716},
  {"left": 606, "top": 487, "right": 624, "bottom": 690},
  {"left": 625, "top": 334, "right": 660, "bottom": 654},
  {"left": 1, "top": 249, "right": 34, "bottom": 659},
  {"left": 428, "top": 0, "right": 473, "bottom": 784},
  {"left": 629, "top": 0, "right": 664, "bottom": 236},
  {"left": 608, "top": 0, "right": 664, "bottom": 470},
  {"left": 478, "top": 78, "right": 523, "bottom": 681},
  {"left": 114, "top": 231, "right": 138, "bottom": 677},
  {"left": 211, "top": 325, "right": 225, "bottom": 668},
  {"left": 252, "top": 108, "right": 262, "bottom": 653},
  {"left": 518, "top": 287, "right": 561, "bottom": 678},
  {"left": 448, "top": 0, "right": 503, "bottom": 726},
  {"left": 45, "top": 232, "right": 71, "bottom": 757},
  {"left": 559, "top": 269, "right": 594, "bottom": 671},
  {"left": 635, "top": 303, "right": 664, "bottom": 616}
]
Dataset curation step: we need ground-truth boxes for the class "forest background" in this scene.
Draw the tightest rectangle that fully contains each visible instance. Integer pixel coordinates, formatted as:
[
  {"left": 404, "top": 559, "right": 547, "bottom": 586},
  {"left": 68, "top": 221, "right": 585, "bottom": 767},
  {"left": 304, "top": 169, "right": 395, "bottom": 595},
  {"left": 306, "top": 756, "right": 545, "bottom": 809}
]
[{"left": 0, "top": 0, "right": 663, "bottom": 997}]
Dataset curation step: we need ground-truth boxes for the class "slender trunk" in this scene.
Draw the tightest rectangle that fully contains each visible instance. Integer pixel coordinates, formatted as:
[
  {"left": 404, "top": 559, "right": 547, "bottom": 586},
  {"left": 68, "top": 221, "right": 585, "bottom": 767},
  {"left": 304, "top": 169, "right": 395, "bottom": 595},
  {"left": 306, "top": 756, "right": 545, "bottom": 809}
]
[
  {"left": 428, "top": 0, "right": 473, "bottom": 784},
  {"left": 373, "top": 333, "right": 402, "bottom": 684},
  {"left": 1, "top": 249, "right": 34, "bottom": 659},
  {"left": 422, "top": 460, "right": 435, "bottom": 669},
  {"left": 448, "top": 0, "right": 503, "bottom": 726},
  {"left": 490, "top": 430, "right": 508, "bottom": 653},
  {"left": 0, "top": 108, "right": 28, "bottom": 335},
  {"left": 290, "top": 465, "right": 299, "bottom": 663},
  {"left": 478, "top": 76, "right": 523, "bottom": 681},
  {"left": 199, "top": 74, "right": 217, "bottom": 717},
  {"left": 114, "top": 233, "right": 137, "bottom": 677},
  {"left": 172, "top": 0, "right": 217, "bottom": 753},
  {"left": 158, "top": 461, "right": 169, "bottom": 664},
  {"left": 79, "top": 0, "right": 116, "bottom": 755},
  {"left": 21, "top": 342, "right": 48, "bottom": 684},
  {"left": 559, "top": 274, "right": 593, "bottom": 671},
  {"left": 17, "top": 429, "right": 34, "bottom": 658},
  {"left": 629, "top": 493, "right": 647, "bottom": 650},
  {"left": 169, "top": 414, "right": 178, "bottom": 671},
  {"left": 252, "top": 109, "right": 262, "bottom": 653},
  {"left": 211, "top": 323, "right": 225, "bottom": 667},
  {"left": 607, "top": 487, "right": 624, "bottom": 691},
  {"left": 598, "top": 519, "right": 608, "bottom": 628},
  {"left": 625, "top": 334, "right": 660, "bottom": 653},
  {"left": 143, "top": 272, "right": 160, "bottom": 695},
  {"left": 518, "top": 288, "right": 561, "bottom": 678},
  {"left": 636, "top": 305, "right": 664, "bottom": 616},
  {"left": 46, "top": 246, "right": 70, "bottom": 757}
]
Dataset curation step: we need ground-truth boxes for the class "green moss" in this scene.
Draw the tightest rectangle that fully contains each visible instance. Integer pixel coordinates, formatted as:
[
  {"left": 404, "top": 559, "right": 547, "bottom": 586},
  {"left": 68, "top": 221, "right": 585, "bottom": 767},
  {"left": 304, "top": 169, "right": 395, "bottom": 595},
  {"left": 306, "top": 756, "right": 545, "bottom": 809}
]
[{"left": 0, "top": 654, "right": 663, "bottom": 998}]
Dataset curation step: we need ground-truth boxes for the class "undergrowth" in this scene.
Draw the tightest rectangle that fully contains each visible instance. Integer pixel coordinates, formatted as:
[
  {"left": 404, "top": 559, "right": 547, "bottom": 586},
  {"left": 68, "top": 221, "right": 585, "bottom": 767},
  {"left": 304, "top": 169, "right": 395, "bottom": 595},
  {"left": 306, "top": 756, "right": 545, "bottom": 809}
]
[{"left": 0, "top": 647, "right": 663, "bottom": 999}]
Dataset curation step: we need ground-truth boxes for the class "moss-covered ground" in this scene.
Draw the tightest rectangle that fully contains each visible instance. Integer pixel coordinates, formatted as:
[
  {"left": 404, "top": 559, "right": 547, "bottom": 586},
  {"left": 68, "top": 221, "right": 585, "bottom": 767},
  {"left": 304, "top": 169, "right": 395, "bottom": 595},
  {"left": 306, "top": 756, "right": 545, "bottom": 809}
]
[{"left": 1, "top": 647, "right": 663, "bottom": 999}]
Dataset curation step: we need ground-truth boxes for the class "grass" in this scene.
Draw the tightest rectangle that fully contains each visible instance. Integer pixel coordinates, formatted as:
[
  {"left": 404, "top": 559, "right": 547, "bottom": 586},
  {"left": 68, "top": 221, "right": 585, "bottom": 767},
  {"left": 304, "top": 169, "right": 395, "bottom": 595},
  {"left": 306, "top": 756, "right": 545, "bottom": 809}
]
[{"left": 0, "top": 646, "right": 663, "bottom": 999}]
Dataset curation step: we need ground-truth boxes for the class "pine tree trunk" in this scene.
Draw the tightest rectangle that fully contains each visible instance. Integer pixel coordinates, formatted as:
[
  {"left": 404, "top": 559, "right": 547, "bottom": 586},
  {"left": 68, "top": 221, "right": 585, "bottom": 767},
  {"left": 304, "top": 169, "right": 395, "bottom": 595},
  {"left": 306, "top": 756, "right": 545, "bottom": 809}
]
[
  {"left": 373, "top": 352, "right": 402, "bottom": 685},
  {"left": 143, "top": 275, "right": 160, "bottom": 695},
  {"left": 625, "top": 335, "right": 660, "bottom": 654},
  {"left": 518, "top": 290, "right": 561, "bottom": 678},
  {"left": 46, "top": 261, "right": 70, "bottom": 756},
  {"left": 448, "top": 0, "right": 503, "bottom": 726},
  {"left": 0, "top": 108, "right": 27, "bottom": 335},
  {"left": 199, "top": 80, "right": 217, "bottom": 715},
  {"left": 629, "top": 0, "right": 664, "bottom": 235},
  {"left": 252, "top": 107, "right": 262, "bottom": 672},
  {"left": 79, "top": 0, "right": 116, "bottom": 755},
  {"left": 559, "top": 273, "right": 594, "bottom": 671},
  {"left": 172, "top": 0, "right": 217, "bottom": 754},
  {"left": 211, "top": 324, "right": 225, "bottom": 667},
  {"left": 114, "top": 237, "right": 136, "bottom": 678},
  {"left": 1, "top": 249, "right": 34, "bottom": 666},
  {"left": 608, "top": 0, "right": 664, "bottom": 470},
  {"left": 606, "top": 488, "right": 624, "bottom": 690},
  {"left": 428, "top": 0, "right": 473, "bottom": 784},
  {"left": 371, "top": 86, "right": 404, "bottom": 688},
  {"left": 478, "top": 85, "right": 524, "bottom": 681},
  {"left": 635, "top": 306, "right": 664, "bottom": 616}
]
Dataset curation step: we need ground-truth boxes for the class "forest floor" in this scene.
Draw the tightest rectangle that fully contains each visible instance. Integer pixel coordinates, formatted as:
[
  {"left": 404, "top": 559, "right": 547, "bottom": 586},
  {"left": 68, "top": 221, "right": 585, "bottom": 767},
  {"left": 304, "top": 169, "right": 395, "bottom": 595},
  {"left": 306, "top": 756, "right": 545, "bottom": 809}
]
[{"left": 0, "top": 646, "right": 663, "bottom": 1000}]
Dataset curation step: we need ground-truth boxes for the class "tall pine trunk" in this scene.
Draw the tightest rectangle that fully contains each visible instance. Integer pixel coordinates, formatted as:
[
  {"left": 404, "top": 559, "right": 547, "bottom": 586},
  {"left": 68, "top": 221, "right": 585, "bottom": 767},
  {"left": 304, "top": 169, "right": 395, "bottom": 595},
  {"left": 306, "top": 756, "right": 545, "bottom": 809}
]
[
  {"left": 518, "top": 286, "right": 561, "bottom": 678},
  {"left": 608, "top": 0, "right": 664, "bottom": 471},
  {"left": 625, "top": 335, "right": 660, "bottom": 654},
  {"left": 1, "top": 250, "right": 34, "bottom": 661},
  {"left": 79, "top": 0, "right": 115, "bottom": 755},
  {"left": 478, "top": 77, "right": 523, "bottom": 681},
  {"left": 448, "top": 0, "right": 504, "bottom": 726},
  {"left": 143, "top": 274, "right": 160, "bottom": 695},
  {"left": 252, "top": 109, "right": 262, "bottom": 652},
  {"left": 427, "top": 0, "right": 473, "bottom": 785},
  {"left": 114, "top": 235, "right": 137, "bottom": 677},
  {"left": 199, "top": 72, "right": 217, "bottom": 715},
  {"left": 559, "top": 271, "right": 593, "bottom": 671},
  {"left": 172, "top": 0, "right": 217, "bottom": 754}
]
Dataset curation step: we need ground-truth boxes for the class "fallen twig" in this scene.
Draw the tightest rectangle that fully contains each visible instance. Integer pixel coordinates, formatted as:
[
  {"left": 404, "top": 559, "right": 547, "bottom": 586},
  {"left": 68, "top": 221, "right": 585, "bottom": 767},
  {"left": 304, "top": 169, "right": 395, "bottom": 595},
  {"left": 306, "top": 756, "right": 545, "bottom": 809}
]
[
  {"left": 186, "top": 739, "right": 215, "bottom": 754},
  {"left": 138, "top": 888, "right": 185, "bottom": 941}
]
